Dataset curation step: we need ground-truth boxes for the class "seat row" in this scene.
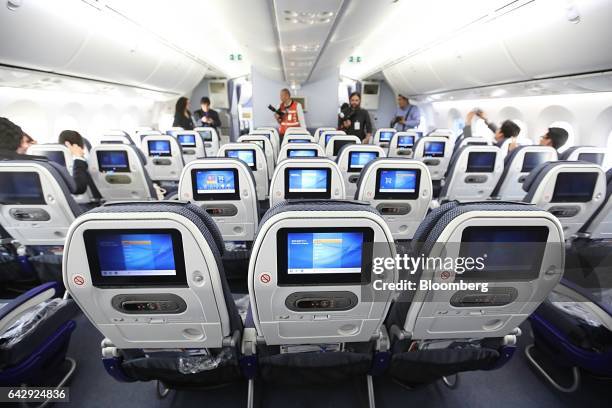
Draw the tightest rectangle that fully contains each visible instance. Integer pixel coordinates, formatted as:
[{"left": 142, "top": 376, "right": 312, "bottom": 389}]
[{"left": 59, "top": 199, "right": 565, "bottom": 406}]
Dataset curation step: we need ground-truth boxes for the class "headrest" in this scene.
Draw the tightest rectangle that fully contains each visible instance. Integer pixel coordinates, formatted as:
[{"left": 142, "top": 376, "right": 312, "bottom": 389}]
[
  {"left": 88, "top": 201, "right": 225, "bottom": 257},
  {"left": 259, "top": 199, "right": 379, "bottom": 234}
]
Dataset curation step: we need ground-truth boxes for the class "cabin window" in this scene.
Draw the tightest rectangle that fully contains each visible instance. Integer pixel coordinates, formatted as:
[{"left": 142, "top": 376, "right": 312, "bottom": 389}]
[
  {"left": 549, "top": 121, "right": 575, "bottom": 152},
  {"left": 607, "top": 130, "right": 612, "bottom": 168},
  {"left": 512, "top": 119, "right": 528, "bottom": 140}
]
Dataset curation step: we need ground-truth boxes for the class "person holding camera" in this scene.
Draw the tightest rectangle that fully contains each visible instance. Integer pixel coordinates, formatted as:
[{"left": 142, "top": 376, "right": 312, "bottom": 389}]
[
  {"left": 464, "top": 109, "right": 521, "bottom": 151},
  {"left": 273, "top": 88, "right": 306, "bottom": 138},
  {"left": 391, "top": 94, "right": 420, "bottom": 131},
  {"left": 338, "top": 92, "right": 372, "bottom": 143}
]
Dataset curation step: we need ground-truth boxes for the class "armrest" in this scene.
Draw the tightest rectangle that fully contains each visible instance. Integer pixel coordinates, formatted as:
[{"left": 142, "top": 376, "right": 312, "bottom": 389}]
[{"left": 0, "top": 282, "right": 59, "bottom": 334}]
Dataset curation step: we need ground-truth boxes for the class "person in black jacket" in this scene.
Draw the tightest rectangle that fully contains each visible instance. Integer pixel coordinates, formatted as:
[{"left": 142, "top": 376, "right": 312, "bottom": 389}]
[
  {"left": 58, "top": 130, "right": 102, "bottom": 200},
  {"left": 172, "top": 96, "right": 195, "bottom": 130},
  {"left": 337, "top": 92, "right": 373, "bottom": 143},
  {"left": 193, "top": 96, "right": 222, "bottom": 132}
]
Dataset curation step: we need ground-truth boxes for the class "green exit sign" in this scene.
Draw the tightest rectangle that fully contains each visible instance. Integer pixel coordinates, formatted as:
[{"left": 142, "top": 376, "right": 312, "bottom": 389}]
[
  {"left": 348, "top": 56, "right": 362, "bottom": 63},
  {"left": 229, "top": 54, "right": 243, "bottom": 61}
]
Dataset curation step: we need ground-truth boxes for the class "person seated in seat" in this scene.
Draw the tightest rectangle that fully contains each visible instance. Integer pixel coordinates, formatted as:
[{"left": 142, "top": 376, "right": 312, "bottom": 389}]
[
  {"left": 539, "top": 127, "right": 569, "bottom": 152},
  {"left": 463, "top": 110, "right": 520, "bottom": 150},
  {"left": 0, "top": 118, "right": 94, "bottom": 198},
  {"left": 58, "top": 130, "right": 102, "bottom": 200}
]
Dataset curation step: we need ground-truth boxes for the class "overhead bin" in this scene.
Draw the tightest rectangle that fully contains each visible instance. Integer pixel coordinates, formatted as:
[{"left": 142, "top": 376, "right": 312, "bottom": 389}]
[
  {"left": 383, "top": 0, "right": 612, "bottom": 96},
  {"left": 0, "top": 0, "right": 210, "bottom": 94}
]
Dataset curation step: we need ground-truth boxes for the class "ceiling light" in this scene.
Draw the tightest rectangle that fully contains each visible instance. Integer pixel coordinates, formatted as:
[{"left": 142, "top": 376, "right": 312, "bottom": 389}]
[
  {"left": 318, "top": 11, "right": 334, "bottom": 18},
  {"left": 490, "top": 89, "right": 507, "bottom": 97},
  {"left": 285, "top": 17, "right": 299, "bottom": 23},
  {"left": 283, "top": 10, "right": 298, "bottom": 17},
  {"left": 319, "top": 18, "right": 332, "bottom": 23}
]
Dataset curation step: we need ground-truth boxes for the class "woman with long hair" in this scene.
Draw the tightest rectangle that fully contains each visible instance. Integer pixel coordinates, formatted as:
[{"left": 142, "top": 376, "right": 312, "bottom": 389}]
[{"left": 173, "top": 96, "right": 195, "bottom": 130}]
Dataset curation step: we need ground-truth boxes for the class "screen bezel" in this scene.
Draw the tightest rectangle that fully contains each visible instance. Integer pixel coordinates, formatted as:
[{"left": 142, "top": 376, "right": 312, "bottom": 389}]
[
  {"left": 84, "top": 228, "right": 187, "bottom": 288},
  {"left": 177, "top": 134, "right": 197, "bottom": 147},
  {"left": 197, "top": 129, "right": 213, "bottom": 141},
  {"left": 147, "top": 140, "right": 172, "bottom": 157},
  {"left": 96, "top": 150, "right": 130, "bottom": 173},
  {"left": 458, "top": 225, "right": 549, "bottom": 281},
  {"left": 284, "top": 167, "right": 332, "bottom": 199},
  {"left": 332, "top": 140, "right": 356, "bottom": 156},
  {"left": 224, "top": 149, "right": 257, "bottom": 170},
  {"left": 551, "top": 172, "right": 598, "bottom": 203},
  {"left": 397, "top": 135, "right": 415, "bottom": 148},
  {"left": 521, "top": 152, "right": 548, "bottom": 173},
  {"left": 423, "top": 141, "right": 446, "bottom": 157},
  {"left": 347, "top": 151, "right": 379, "bottom": 173},
  {"left": 276, "top": 227, "right": 374, "bottom": 286},
  {"left": 374, "top": 168, "right": 421, "bottom": 200},
  {"left": 190, "top": 168, "right": 240, "bottom": 201},
  {"left": 577, "top": 152, "right": 604, "bottom": 165},
  {"left": 466, "top": 151, "right": 496, "bottom": 173},
  {"left": 288, "top": 149, "right": 317, "bottom": 158},
  {"left": 0, "top": 171, "right": 46, "bottom": 205}
]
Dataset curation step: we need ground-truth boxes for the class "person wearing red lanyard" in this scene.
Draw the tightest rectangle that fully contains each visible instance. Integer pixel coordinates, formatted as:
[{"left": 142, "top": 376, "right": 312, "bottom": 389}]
[{"left": 275, "top": 88, "right": 306, "bottom": 138}]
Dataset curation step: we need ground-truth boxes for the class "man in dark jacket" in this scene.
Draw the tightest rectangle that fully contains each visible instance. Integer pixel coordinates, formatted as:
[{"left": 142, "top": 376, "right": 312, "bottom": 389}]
[
  {"left": 58, "top": 130, "right": 102, "bottom": 199},
  {"left": 193, "top": 96, "right": 222, "bottom": 132}
]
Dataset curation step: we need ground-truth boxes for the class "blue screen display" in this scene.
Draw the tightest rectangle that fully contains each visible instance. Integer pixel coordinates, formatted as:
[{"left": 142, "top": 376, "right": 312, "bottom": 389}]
[
  {"left": 41, "top": 151, "right": 66, "bottom": 167},
  {"left": 95, "top": 233, "right": 176, "bottom": 277},
  {"left": 287, "top": 232, "right": 363, "bottom": 274},
  {"left": 97, "top": 151, "right": 129, "bottom": 172},
  {"left": 379, "top": 131, "right": 394, "bottom": 142},
  {"left": 288, "top": 169, "right": 328, "bottom": 193},
  {"left": 349, "top": 151, "right": 378, "bottom": 170},
  {"left": 397, "top": 135, "right": 415, "bottom": 148},
  {"left": 378, "top": 169, "right": 417, "bottom": 193},
  {"left": 226, "top": 149, "right": 255, "bottom": 167},
  {"left": 521, "top": 152, "right": 548, "bottom": 173},
  {"left": 198, "top": 130, "right": 212, "bottom": 141},
  {"left": 324, "top": 133, "right": 338, "bottom": 145},
  {"left": 148, "top": 140, "right": 171, "bottom": 156},
  {"left": 288, "top": 149, "right": 317, "bottom": 157},
  {"left": 289, "top": 139, "right": 310, "bottom": 143},
  {"left": 195, "top": 170, "right": 235, "bottom": 194},
  {"left": 178, "top": 134, "right": 196, "bottom": 147},
  {"left": 0, "top": 172, "right": 44, "bottom": 204},
  {"left": 424, "top": 141, "right": 445, "bottom": 157},
  {"left": 466, "top": 152, "right": 496, "bottom": 173}
]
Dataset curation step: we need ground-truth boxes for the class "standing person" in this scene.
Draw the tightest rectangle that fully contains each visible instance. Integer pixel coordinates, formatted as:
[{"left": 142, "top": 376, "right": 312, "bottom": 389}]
[
  {"left": 274, "top": 88, "right": 306, "bottom": 138},
  {"left": 58, "top": 130, "right": 102, "bottom": 200},
  {"left": 391, "top": 94, "right": 421, "bottom": 131},
  {"left": 193, "top": 96, "right": 222, "bottom": 131},
  {"left": 173, "top": 97, "right": 194, "bottom": 130},
  {"left": 338, "top": 92, "right": 372, "bottom": 143},
  {"left": 463, "top": 110, "right": 520, "bottom": 151},
  {"left": 539, "top": 127, "right": 569, "bottom": 151}
]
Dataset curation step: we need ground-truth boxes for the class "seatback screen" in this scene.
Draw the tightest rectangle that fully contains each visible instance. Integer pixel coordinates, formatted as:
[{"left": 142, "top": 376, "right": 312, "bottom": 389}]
[
  {"left": 466, "top": 151, "right": 496, "bottom": 173},
  {"left": 288, "top": 149, "right": 317, "bottom": 158},
  {"left": 348, "top": 151, "right": 378, "bottom": 172},
  {"left": 333, "top": 140, "right": 356, "bottom": 156},
  {"left": 147, "top": 140, "right": 172, "bottom": 157},
  {"left": 577, "top": 152, "right": 604, "bottom": 165},
  {"left": 288, "top": 139, "right": 310, "bottom": 144},
  {"left": 249, "top": 140, "right": 265, "bottom": 149},
  {"left": 97, "top": 151, "right": 130, "bottom": 173},
  {"left": 459, "top": 226, "right": 549, "bottom": 280},
  {"left": 285, "top": 168, "right": 331, "bottom": 199},
  {"left": 324, "top": 133, "right": 339, "bottom": 145},
  {"left": 551, "top": 172, "right": 598, "bottom": 203},
  {"left": 375, "top": 169, "right": 420, "bottom": 199},
  {"left": 397, "top": 135, "right": 415, "bottom": 148},
  {"left": 276, "top": 227, "right": 374, "bottom": 285},
  {"left": 521, "top": 152, "right": 548, "bottom": 173},
  {"left": 424, "top": 141, "right": 445, "bottom": 157},
  {"left": 84, "top": 229, "right": 187, "bottom": 287},
  {"left": 198, "top": 129, "right": 212, "bottom": 141},
  {"left": 379, "top": 131, "right": 394, "bottom": 142},
  {"left": 177, "top": 134, "right": 196, "bottom": 147},
  {"left": 0, "top": 172, "right": 45, "bottom": 205},
  {"left": 191, "top": 168, "right": 240, "bottom": 201},
  {"left": 41, "top": 151, "right": 66, "bottom": 167},
  {"left": 225, "top": 149, "right": 256, "bottom": 170}
]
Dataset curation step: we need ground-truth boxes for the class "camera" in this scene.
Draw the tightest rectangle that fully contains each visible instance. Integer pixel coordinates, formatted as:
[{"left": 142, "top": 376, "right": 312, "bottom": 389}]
[
  {"left": 338, "top": 102, "right": 354, "bottom": 120},
  {"left": 268, "top": 104, "right": 284, "bottom": 118}
]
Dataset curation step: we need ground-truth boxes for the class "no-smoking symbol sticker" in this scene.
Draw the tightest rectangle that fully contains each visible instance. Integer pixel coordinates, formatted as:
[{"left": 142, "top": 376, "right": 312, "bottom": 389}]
[
  {"left": 259, "top": 273, "right": 271, "bottom": 284},
  {"left": 73, "top": 275, "right": 85, "bottom": 286},
  {"left": 440, "top": 271, "right": 451, "bottom": 280}
]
